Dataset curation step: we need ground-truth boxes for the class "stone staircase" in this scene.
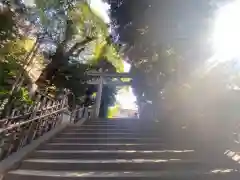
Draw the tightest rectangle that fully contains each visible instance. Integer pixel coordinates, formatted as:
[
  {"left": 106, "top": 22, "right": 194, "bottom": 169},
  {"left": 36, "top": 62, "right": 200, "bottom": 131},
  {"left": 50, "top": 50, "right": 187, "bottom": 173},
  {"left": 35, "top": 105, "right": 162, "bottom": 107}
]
[{"left": 3, "top": 119, "right": 240, "bottom": 179}]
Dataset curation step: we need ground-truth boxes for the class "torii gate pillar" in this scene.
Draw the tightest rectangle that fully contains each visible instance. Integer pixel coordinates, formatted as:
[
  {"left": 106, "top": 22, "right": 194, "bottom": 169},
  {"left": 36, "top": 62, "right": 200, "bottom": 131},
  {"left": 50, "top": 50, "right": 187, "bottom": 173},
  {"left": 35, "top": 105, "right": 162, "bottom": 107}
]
[{"left": 94, "top": 76, "right": 103, "bottom": 118}]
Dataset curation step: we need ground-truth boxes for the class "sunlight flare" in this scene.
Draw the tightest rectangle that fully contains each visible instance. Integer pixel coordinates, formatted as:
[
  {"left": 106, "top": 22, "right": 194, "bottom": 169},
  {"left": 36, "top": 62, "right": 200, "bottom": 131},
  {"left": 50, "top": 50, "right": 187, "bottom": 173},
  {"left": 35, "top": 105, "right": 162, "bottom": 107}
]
[
  {"left": 212, "top": 0, "right": 240, "bottom": 61},
  {"left": 88, "top": 0, "right": 111, "bottom": 23}
]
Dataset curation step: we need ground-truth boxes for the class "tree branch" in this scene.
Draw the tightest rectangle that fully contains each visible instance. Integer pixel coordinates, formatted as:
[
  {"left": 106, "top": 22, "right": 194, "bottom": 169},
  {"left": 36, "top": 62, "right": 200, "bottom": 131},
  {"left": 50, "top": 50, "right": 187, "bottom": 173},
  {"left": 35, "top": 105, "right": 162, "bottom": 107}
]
[
  {"left": 61, "top": 19, "right": 73, "bottom": 46},
  {"left": 66, "top": 36, "right": 96, "bottom": 58},
  {"left": 72, "top": 46, "right": 86, "bottom": 57}
]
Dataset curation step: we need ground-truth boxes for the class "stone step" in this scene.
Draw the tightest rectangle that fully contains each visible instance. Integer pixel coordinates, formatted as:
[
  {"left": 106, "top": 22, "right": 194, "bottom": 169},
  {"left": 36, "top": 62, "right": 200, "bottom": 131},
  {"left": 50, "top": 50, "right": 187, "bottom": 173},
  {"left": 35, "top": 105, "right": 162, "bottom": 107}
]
[
  {"left": 39, "top": 143, "right": 167, "bottom": 150},
  {"left": 81, "top": 122, "right": 144, "bottom": 129},
  {"left": 62, "top": 128, "right": 133, "bottom": 133},
  {"left": 77, "top": 125, "right": 128, "bottom": 128},
  {"left": 67, "top": 128, "right": 136, "bottom": 132},
  {"left": 5, "top": 169, "right": 239, "bottom": 180},
  {"left": 50, "top": 137, "right": 163, "bottom": 143},
  {"left": 20, "top": 158, "right": 205, "bottom": 171},
  {"left": 85, "top": 121, "right": 152, "bottom": 124},
  {"left": 58, "top": 131, "right": 167, "bottom": 137},
  {"left": 85, "top": 121, "right": 136, "bottom": 125},
  {"left": 89, "top": 119, "right": 139, "bottom": 123},
  {"left": 62, "top": 131, "right": 171, "bottom": 137},
  {"left": 68, "top": 124, "right": 164, "bottom": 129},
  {"left": 4, "top": 118, "right": 238, "bottom": 180},
  {"left": 56, "top": 132, "right": 139, "bottom": 138},
  {"left": 31, "top": 150, "right": 195, "bottom": 159}
]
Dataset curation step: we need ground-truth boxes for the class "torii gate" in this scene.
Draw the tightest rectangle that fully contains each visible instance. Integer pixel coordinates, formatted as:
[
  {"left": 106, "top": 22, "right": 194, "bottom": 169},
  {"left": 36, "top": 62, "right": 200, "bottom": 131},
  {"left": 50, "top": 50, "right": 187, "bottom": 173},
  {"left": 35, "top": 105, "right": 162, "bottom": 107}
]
[{"left": 87, "top": 71, "right": 132, "bottom": 118}]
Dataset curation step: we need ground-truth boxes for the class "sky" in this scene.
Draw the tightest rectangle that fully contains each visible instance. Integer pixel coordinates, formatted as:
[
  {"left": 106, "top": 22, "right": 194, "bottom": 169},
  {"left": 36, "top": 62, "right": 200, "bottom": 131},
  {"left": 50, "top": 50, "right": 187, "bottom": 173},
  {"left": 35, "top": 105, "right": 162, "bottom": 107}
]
[{"left": 22, "top": 0, "right": 34, "bottom": 6}]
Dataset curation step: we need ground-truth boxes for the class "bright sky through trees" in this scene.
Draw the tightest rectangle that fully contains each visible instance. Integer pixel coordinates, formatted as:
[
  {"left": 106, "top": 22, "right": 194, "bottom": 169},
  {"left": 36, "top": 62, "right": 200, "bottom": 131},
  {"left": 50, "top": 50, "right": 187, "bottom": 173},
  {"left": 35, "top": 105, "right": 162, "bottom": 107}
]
[
  {"left": 116, "top": 87, "right": 137, "bottom": 110},
  {"left": 213, "top": 0, "right": 240, "bottom": 61},
  {"left": 116, "top": 62, "right": 137, "bottom": 110},
  {"left": 89, "top": 0, "right": 137, "bottom": 110},
  {"left": 22, "top": 0, "right": 34, "bottom": 6},
  {"left": 205, "top": 0, "right": 240, "bottom": 74},
  {"left": 88, "top": 0, "right": 111, "bottom": 24}
]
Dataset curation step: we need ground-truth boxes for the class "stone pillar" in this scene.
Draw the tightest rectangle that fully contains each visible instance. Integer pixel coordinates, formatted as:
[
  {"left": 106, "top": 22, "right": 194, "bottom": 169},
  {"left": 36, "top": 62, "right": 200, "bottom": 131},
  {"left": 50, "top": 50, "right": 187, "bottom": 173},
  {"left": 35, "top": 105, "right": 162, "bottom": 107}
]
[{"left": 61, "top": 110, "right": 71, "bottom": 124}]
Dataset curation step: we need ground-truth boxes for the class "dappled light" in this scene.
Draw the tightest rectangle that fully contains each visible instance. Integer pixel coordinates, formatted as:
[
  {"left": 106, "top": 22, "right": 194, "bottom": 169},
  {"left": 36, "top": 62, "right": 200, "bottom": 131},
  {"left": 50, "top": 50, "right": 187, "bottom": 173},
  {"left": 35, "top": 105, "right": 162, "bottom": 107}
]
[
  {"left": 225, "top": 150, "right": 240, "bottom": 163},
  {"left": 36, "top": 149, "right": 195, "bottom": 154},
  {"left": 10, "top": 168, "right": 239, "bottom": 178},
  {"left": 25, "top": 158, "right": 183, "bottom": 163},
  {"left": 2, "top": 1, "right": 240, "bottom": 179},
  {"left": 210, "top": 169, "right": 238, "bottom": 174}
]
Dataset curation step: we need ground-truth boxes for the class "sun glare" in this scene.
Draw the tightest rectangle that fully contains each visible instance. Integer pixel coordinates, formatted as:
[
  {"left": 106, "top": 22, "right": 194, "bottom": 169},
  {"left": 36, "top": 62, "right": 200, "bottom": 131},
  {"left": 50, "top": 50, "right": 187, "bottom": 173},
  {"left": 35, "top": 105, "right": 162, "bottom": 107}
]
[
  {"left": 213, "top": 0, "right": 240, "bottom": 61},
  {"left": 116, "top": 62, "right": 137, "bottom": 110},
  {"left": 88, "top": 0, "right": 111, "bottom": 24}
]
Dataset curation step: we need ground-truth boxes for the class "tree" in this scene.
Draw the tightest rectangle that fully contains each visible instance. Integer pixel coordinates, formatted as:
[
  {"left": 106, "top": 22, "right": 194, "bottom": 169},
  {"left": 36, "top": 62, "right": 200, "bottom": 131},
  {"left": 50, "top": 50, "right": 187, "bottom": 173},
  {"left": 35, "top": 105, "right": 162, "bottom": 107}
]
[
  {"left": 110, "top": 0, "right": 215, "bottom": 121},
  {"left": 0, "top": 0, "right": 123, "bottom": 111},
  {"left": 0, "top": 3, "right": 44, "bottom": 116},
  {"left": 33, "top": 1, "right": 123, "bottom": 103},
  {"left": 0, "top": 3, "right": 17, "bottom": 47}
]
